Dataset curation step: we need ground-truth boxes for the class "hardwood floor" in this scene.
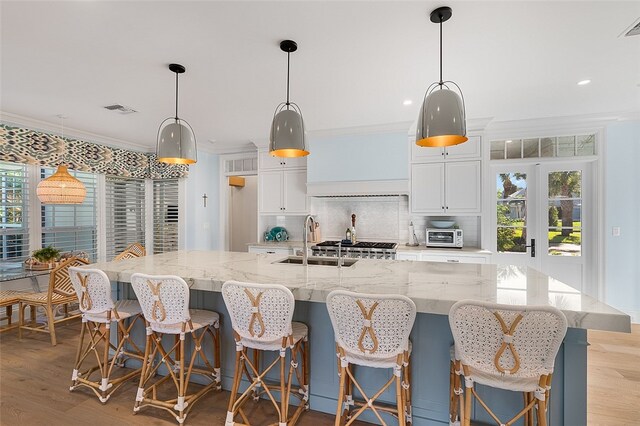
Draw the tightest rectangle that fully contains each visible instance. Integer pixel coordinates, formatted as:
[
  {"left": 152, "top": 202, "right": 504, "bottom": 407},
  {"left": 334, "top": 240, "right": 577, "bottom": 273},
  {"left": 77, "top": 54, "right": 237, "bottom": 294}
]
[{"left": 1, "top": 321, "right": 638, "bottom": 425}]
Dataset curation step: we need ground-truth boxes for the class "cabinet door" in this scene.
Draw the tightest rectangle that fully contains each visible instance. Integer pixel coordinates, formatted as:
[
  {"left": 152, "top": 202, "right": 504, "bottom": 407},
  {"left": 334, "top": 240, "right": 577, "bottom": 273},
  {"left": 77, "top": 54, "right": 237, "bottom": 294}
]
[
  {"left": 445, "top": 135, "right": 481, "bottom": 160},
  {"left": 411, "top": 163, "right": 445, "bottom": 214},
  {"left": 259, "top": 171, "right": 283, "bottom": 213},
  {"left": 396, "top": 252, "right": 421, "bottom": 261},
  {"left": 283, "top": 169, "right": 308, "bottom": 213},
  {"left": 411, "top": 141, "right": 445, "bottom": 162},
  {"left": 248, "top": 246, "right": 292, "bottom": 255},
  {"left": 445, "top": 161, "right": 481, "bottom": 213},
  {"left": 259, "top": 150, "right": 286, "bottom": 170},
  {"left": 282, "top": 156, "right": 307, "bottom": 169}
]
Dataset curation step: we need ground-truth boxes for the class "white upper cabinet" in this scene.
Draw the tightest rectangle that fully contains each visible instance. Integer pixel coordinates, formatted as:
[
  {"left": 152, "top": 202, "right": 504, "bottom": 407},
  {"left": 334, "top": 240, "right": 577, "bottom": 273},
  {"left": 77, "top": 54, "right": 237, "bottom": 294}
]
[
  {"left": 445, "top": 161, "right": 481, "bottom": 213},
  {"left": 411, "top": 160, "right": 481, "bottom": 214},
  {"left": 411, "top": 135, "right": 481, "bottom": 162},
  {"left": 259, "top": 150, "right": 307, "bottom": 170},
  {"left": 445, "top": 136, "right": 481, "bottom": 160},
  {"left": 259, "top": 171, "right": 284, "bottom": 214},
  {"left": 411, "top": 163, "right": 445, "bottom": 213},
  {"left": 283, "top": 169, "right": 308, "bottom": 213}
]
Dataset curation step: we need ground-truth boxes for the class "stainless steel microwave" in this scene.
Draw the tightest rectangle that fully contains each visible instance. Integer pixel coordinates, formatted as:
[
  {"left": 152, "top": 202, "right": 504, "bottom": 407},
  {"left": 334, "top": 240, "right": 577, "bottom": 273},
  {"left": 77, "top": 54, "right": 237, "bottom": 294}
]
[{"left": 426, "top": 228, "right": 463, "bottom": 248}]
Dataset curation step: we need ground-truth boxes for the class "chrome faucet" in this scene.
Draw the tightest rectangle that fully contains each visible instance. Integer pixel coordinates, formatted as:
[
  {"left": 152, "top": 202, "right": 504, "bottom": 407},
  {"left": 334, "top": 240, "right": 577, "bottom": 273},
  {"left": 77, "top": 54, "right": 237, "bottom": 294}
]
[{"left": 302, "top": 214, "right": 315, "bottom": 266}]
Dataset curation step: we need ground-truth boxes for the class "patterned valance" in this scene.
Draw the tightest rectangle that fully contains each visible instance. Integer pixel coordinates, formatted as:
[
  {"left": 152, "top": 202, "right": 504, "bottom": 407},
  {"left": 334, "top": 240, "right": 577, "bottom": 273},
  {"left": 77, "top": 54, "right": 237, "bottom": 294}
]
[{"left": 0, "top": 123, "right": 188, "bottom": 179}]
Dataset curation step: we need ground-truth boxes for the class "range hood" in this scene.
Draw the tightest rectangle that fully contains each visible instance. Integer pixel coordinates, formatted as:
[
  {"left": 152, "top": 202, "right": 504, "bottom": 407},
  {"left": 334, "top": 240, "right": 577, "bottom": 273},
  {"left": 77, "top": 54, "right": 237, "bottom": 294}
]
[{"left": 307, "top": 179, "right": 409, "bottom": 197}]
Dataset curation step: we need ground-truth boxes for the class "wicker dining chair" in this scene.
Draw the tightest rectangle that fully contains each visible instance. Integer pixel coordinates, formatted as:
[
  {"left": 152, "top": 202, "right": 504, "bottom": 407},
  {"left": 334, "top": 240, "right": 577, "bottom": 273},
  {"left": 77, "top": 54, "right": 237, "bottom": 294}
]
[
  {"left": 113, "top": 243, "right": 146, "bottom": 261},
  {"left": 222, "top": 280, "right": 310, "bottom": 426},
  {"left": 18, "top": 257, "right": 89, "bottom": 345},
  {"left": 449, "top": 300, "right": 568, "bottom": 426},
  {"left": 326, "top": 290, "right": 416, "bottom": 426}
]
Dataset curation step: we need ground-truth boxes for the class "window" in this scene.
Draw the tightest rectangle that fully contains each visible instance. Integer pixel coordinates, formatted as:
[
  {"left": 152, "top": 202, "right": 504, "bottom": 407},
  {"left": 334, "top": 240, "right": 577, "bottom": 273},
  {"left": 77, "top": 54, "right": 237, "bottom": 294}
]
[
  {"left": 153, "top": 179, "right": 179, "bottom": 254},
  {"left": 496, "top": 172, "right": 528, "bottom": 253},
  {"left": 41, "top": 167, "right": 97, "bottom": 261},
  {"left": 0, "top": 162, "right": 29, "bottom": 262},
  {"left": 105, "top": 176, "right": 145, "bottom": 260},
  {"left": 491, "top": 134, "right": 596, "bottom": 160}
]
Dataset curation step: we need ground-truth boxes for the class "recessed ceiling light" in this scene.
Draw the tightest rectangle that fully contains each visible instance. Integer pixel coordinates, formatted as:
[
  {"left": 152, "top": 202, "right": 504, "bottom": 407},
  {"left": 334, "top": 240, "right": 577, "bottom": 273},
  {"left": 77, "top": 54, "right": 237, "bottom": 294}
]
[
  {"left": 577, "top": 79, "right": 591, "bottom": 86},
  {"left": 506, "top": 140, "right": 513, "bottom": 143},
  {"left": 403, "top": 99, "right": 413, "bottom": 106}
]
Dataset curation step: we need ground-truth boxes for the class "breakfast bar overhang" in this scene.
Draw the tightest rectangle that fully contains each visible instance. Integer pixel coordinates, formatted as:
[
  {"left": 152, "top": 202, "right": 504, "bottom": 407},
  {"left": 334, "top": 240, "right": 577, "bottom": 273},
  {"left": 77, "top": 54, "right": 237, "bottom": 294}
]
[{"left": 87, "top": 250, "right": 631, "bottom": 425}]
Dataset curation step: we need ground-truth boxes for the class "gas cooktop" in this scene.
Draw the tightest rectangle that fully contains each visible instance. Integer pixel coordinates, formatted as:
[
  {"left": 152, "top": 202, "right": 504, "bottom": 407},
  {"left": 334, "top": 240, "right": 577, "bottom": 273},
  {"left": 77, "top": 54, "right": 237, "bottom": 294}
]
[{"left": 313, "top": 241, "right": 397, "bottom": 250}]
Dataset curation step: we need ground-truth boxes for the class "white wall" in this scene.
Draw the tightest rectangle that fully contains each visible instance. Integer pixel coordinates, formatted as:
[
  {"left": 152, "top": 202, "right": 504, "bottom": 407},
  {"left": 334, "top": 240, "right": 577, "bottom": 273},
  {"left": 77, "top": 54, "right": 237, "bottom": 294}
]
[
  {"left": 230, "top": 176, "right": 257, "bottom": 252},
  {"left": 184, "top": 150, "right": 220, "bottom": 250},
  {"left": 605, "top": 121, "right": 640, "bottom": 322}
]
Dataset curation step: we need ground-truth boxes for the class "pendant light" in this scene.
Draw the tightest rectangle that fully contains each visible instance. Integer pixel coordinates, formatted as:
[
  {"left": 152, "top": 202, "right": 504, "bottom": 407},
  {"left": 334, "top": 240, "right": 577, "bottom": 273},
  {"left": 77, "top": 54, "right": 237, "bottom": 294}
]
[
  {"left": 416, "top": 7, "right": 468, "bottom": 148},
  {"left": 156, "top": 63, "right": 197, "bottom": 164},
  {"left": 269, "top": 40, "right": 309, "bottom": 158},
  {"left": 36, "top": 115, "right": 87, "bottom": 204}
]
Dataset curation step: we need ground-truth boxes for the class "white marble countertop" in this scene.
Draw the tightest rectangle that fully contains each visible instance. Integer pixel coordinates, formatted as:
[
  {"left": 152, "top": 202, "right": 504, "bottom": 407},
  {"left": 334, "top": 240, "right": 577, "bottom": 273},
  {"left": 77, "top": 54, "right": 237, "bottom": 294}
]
[{"left": 89, "top": 250, "right": 630, "bottom": 333}]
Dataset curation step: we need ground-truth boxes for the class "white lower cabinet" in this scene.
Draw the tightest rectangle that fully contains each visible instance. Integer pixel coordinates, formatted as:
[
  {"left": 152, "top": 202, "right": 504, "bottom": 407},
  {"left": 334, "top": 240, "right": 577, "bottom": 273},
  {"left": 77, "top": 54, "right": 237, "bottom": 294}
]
[
  {"left": 259, "top": 169, "right": 307, "bottom": 214},
  {"left": 420, "top": 254, "right": 488, "bottom": 264},
  {"left": 396, "top": 250, "right": 489, "bottom": 264},
  {"left": 248, "top": 246, "right": 294, "bottom": 255}
]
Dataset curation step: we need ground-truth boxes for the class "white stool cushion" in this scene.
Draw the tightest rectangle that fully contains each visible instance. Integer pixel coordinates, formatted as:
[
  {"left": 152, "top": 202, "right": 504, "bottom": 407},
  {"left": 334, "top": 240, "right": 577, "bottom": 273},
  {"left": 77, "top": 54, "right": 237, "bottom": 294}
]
[
  {"left": 83, "top": 299, "right": 142, "bottom": 323},
  {"left": 342, "top": 340, "right": 412, "bottom": 369},
  {"left": 240, "top": 321, "right": 308, "bottom": 351},
  {"left": 149, "top": 309, "right": 220, "bottom": 335}
]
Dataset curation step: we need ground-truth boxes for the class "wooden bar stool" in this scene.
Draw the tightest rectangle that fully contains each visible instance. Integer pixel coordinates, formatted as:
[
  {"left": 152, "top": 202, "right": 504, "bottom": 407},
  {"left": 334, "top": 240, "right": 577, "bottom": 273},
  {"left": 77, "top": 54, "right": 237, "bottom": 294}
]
[
  {"left": 221, "top": 280, "right": 309, "bottom": 426},
  {"left": 0, "top": 290, "right": 24, "bottom": 333},
  {"left": 130, "top": 273, "right": 222, "bottom": 424},
  {"left": 326, "top": 290, "right": 416, "bottom": 426},
  {"left": 114, "top": 243, "right": 146, "bottom": 261},
  {"left": 448, "top": 300, "right": 568, "bottom": 426},
  {"left": 68, "top": 267, "right": 145, "bottom": 402}
]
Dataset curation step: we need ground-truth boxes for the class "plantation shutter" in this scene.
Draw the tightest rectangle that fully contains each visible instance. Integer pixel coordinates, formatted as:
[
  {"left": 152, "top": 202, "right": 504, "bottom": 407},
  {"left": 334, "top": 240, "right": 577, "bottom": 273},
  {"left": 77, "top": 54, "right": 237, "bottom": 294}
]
[
  {"left": 105, "top": 176, "right": 146, "bottom": 260},
  {"left": 40, "top": 167, "right": 98, "bottom": 261},
  {"left": 153, "top": 179, "right": 179, "bottom": 254},
  {"left": 0, "top": 162, "right": 30, "bottom": 262}
]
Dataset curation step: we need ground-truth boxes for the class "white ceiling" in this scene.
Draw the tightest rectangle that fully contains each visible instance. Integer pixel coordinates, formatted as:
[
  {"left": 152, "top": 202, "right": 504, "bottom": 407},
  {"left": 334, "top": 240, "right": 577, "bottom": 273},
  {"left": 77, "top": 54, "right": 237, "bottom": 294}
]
[{"left": 1, "top": 1, "right": 639, "bottom": 149}]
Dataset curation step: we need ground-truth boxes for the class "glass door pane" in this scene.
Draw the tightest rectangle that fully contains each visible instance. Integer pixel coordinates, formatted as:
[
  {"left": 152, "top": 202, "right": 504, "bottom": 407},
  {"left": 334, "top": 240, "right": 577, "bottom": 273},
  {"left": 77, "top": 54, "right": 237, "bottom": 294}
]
[
  {"left": 547, "top": 171, "right": 582, "bottom": 256},
  {"left": 496, "top": 173, "right": 528, "bottom": 253}
]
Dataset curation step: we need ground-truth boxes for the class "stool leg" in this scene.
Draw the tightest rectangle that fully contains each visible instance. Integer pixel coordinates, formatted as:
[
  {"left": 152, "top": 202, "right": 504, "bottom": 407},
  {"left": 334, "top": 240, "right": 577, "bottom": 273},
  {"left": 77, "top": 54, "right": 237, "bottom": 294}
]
[
  {"left": 134, "top": 327, "right": 152, "bottom": 413},
  {"left": 335, "top": 360, "right": 346, "bottom": 426},
  {"left": 279, "top": 347, "right": 287, "bottom": 425},
  {"left": 178, "top": 331, "right": 186, "bottom": 423},
  {"left": 70, "top": 320, "right": 86, "bottom": 390},
  {"left": 18, "top": 302, "right": 24, "bottom": 340},
  {"left": 537, "top": 397, "right": 547, "bottom": 426},
  {"left": 226, "top": 346, "right": 244, "bottom": 424},
  {"left": 6, "top": 305, "right": 12, "bottom": 327},
  {"left": 396, "top": 368, "right": 406, "bottom": 426},
  {"left": 100, "top": 323, "right": 111, "bottom": 402},
  {"left": 214, "top": 324, "right": 222, "bottom": 388},
  {"left": 404, "top": 354, "right": 412, "bottom": 425},
  {"left": 463, "top": 366, "right": 472, "bottom": 426}
]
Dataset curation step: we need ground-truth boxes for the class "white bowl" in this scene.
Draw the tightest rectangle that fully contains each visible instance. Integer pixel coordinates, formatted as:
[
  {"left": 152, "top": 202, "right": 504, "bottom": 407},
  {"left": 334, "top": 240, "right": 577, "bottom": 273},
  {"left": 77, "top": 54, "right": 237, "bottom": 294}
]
[{"left": 430, "top": 220, "right": 456, "bottom": 229}]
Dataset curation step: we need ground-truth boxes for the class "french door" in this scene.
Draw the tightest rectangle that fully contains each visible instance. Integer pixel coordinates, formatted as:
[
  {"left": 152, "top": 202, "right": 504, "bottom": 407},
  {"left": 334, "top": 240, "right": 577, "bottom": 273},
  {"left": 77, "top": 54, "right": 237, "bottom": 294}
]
[{"left": 491, "top": 161, "right": 593, "bottom": 291}]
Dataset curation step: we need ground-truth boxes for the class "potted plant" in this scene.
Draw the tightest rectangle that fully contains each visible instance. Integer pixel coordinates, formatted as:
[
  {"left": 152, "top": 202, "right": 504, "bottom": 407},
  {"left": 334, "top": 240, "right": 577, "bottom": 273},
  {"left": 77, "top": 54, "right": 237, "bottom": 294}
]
[{"left": 30, "top": 245, "right": 61, "bottom": 268}]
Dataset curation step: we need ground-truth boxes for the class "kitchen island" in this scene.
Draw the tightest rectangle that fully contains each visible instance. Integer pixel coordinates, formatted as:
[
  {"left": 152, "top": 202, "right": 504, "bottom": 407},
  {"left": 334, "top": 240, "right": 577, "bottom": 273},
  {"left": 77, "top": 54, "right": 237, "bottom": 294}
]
[{"left": 89, "top": 251, "right": 631, "bottom": 425}]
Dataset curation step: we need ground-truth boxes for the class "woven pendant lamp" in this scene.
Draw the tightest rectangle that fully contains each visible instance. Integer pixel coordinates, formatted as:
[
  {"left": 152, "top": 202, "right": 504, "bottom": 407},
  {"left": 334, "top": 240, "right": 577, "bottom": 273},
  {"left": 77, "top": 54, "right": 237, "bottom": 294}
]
[
  {"left": 36, "top": 165, "right": 87, "bottom": 204},
  {"left": 36, "top": 116, "right": 87, "bottom": 204}
]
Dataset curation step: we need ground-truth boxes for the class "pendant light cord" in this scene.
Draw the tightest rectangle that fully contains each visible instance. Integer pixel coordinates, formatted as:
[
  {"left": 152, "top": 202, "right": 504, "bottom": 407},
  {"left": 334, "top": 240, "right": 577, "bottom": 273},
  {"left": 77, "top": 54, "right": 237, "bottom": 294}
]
[
  {"left": 175, "top": 72, "right": 179, "bottom": 120},
  {"left": 439, "top": 16, "right": 443, "bottom": 86},
  {"left": 286, "top": 51, "right": 291, "bottom": 109}
]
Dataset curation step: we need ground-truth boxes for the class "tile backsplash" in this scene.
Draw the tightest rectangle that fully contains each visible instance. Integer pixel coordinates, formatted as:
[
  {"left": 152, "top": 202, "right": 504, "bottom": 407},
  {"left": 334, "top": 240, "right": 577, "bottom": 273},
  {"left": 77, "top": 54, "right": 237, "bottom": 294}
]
[{"left": 304, "top": 196, "right": 481, "bottom": 247}]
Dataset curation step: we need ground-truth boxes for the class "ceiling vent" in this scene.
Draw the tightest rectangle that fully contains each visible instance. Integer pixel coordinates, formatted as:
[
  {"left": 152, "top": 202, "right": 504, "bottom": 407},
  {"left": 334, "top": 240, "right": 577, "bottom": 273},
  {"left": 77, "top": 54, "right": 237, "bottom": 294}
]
[
  {"left": 621, "top": 17, "right": 640, "bottom": 37},
  {"left": 103, "top": 104, "right": 138, "bottom": 114}
]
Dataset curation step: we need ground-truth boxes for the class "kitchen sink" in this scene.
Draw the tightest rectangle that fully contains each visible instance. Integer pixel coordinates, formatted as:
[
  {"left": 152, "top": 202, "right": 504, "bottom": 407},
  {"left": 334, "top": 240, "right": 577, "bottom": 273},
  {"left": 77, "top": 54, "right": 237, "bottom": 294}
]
[{"left": 274, "top": 256, "right": 358, "bottom": 267}]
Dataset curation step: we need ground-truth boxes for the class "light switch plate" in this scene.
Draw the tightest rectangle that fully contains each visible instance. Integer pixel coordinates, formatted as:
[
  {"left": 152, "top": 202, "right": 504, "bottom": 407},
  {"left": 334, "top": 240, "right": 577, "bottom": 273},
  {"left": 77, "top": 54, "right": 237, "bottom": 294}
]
[{"left": 612, "top": 226, "right": 621, "bottom": 237}]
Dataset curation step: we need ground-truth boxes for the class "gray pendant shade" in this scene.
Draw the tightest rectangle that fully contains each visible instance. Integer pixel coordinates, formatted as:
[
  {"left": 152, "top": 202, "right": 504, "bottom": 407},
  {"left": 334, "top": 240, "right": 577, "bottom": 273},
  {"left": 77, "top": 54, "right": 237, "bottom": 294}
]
[
  {"left": 269, "top": 39, "right": 309, "bottom": 158},
  {"left": 157, "top": 119, "right": 197, "bottom": 164},
  {"left": 156, "top": 63, "right": 197, "bottom": 164},
  {"left": 269, "top": 107, "right": 309, "bottom": 158},
  {"left": 416, "top": 87, "right": 468, "bottom": 147}
]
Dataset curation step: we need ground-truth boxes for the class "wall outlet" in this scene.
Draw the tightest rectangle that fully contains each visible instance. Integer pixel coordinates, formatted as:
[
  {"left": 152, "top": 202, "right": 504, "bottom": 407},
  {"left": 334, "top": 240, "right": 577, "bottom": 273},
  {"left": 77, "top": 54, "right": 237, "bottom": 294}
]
[
  {"left": 203, "top": 222, "right": 210, "bottom": 230},
  {"left": 612, "top": 226, "right": 621, "bottom": 237}
]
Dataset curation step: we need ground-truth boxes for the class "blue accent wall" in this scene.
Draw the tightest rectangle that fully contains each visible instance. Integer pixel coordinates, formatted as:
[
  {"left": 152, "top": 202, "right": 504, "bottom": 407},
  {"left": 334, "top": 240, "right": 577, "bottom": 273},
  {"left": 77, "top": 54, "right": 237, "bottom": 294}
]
[
  {"left": 307, "top": 131, "right": 409, "bottom": 183},
  {"left": 605, "top": 121, "right": 640, "bottom": 321}
]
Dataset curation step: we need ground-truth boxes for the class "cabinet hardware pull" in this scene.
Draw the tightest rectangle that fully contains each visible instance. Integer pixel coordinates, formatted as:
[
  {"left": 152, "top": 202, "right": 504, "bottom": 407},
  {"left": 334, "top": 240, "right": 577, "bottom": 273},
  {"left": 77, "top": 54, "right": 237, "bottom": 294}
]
[
  {"left": 446, "top": 259, "right": 459, "bottom": 263},
  {"left": 267, "top": 251, "right": 275, "bottom": 254}
]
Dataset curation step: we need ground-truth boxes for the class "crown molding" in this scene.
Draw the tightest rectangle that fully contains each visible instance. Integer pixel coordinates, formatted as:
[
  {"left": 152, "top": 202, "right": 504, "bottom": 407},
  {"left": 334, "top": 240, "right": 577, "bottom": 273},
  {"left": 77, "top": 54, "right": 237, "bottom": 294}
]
[
  {"left": 484, "top": 110, "right": 639, "bottom": 139},
  {"left": 0, "top": 111, "right": 153, "bottom": 152}
]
